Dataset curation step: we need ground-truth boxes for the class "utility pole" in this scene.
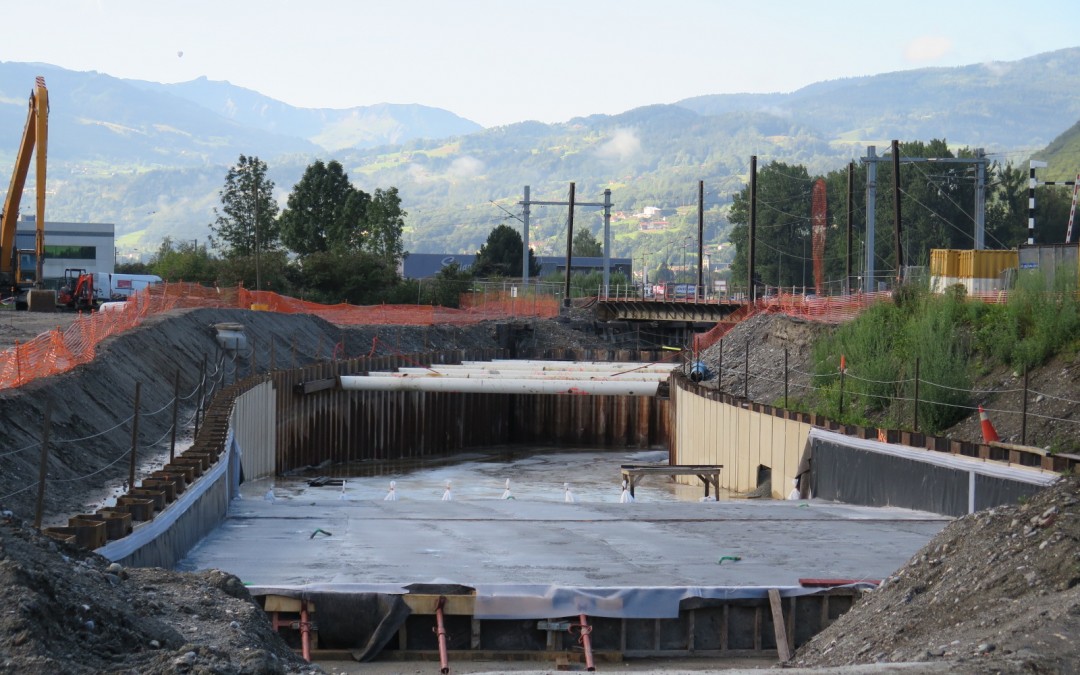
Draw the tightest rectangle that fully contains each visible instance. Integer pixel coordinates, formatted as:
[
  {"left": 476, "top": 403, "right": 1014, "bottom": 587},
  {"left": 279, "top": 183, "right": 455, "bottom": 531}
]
[
  {"left": 748, "top": 156, "right": 757, "bottom": 301},
  {"left": 864, "top": 146, "right": 877, "bottom": 292},
  {"left": 253, "top": 178, "right": 261, "bottom": 292},
  {"left": 846, "top": 161, "right": 854, "bottom": 294},
  {"left": 564, "top": 183, "right": 575, "bottom": 307},
  {"left": 522, "top": 186, "right": 531, "bottom": 285},
  {"left": 892, "top": 139, "right": 903, "bottom": 284}
]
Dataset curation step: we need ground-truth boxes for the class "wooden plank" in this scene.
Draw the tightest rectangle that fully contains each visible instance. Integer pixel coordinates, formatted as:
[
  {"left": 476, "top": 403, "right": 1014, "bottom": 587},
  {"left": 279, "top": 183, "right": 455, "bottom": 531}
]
[
  {"left": 263, "top": 595, "right": 316, "bottom": 613},
  {"left": 402, "top": 594, "right": 475, "bottom": 615},
  {"left": 768, "top": 589, "right": 792, "bottom": 662}
]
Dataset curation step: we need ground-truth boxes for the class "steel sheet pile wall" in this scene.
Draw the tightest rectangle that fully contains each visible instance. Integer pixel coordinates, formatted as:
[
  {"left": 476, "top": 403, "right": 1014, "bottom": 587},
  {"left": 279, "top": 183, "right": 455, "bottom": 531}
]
[
  {"left": 672, "top": 378, "right": 810, "bottom": 497},
  {"left": 672, "top": 376, "right": 1070, "bottom": 504},
  {"left": 231, "top": 380, "right": 276, "bottom": 481},
  {"left": 509, "top": 348, "right": 671, "bottom": 448},
  {"left": 273, "top": 349, "right": 672, "bottom": 472},
  {"left": 273, "top": 349, "right": 506, "bottom": 471}
]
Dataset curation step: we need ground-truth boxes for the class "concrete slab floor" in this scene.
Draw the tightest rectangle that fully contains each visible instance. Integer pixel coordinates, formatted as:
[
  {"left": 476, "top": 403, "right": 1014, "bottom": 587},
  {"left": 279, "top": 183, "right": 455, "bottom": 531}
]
[{"left": 179, "top": 495, "right": 947, "bottom": 589}]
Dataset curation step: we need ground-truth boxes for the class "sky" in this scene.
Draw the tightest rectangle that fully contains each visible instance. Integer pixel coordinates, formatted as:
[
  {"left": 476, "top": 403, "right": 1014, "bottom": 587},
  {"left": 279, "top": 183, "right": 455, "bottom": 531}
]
[{"left": 3, "top": 0, "right": 1078, "bottom": 128}]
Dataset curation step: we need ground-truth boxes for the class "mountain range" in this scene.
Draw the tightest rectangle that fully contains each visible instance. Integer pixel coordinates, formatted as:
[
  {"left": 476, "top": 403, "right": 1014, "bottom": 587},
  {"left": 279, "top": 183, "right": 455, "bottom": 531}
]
[{"left": 1, "top": 48, "right": 1079, "bottom": 261}]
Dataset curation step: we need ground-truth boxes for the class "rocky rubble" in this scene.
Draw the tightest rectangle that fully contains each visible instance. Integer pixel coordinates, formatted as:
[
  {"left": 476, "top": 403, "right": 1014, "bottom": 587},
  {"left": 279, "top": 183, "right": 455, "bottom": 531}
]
[
  {"left": 0, "top": 514, "right": 320, "bottom": 674},
  {"left": 792, "top": 475, "right": 1080, "bottom": 673}
]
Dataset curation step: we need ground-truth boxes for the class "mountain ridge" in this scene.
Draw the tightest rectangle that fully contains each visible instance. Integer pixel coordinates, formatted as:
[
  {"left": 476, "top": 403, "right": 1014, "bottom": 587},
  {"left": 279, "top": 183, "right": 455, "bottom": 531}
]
[{"left": 2, "top": 48, "right": 1079, "bottom": 257}]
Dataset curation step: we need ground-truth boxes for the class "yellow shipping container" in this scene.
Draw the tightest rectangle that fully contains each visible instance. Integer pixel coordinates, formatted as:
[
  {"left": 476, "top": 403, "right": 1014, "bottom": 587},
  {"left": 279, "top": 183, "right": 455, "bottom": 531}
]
[
  {"left": 958, "top": 249, "right": 1018, "bottom": 279},
  {"left": 930, "top": 249, "right": 961, "bottom": 277}
]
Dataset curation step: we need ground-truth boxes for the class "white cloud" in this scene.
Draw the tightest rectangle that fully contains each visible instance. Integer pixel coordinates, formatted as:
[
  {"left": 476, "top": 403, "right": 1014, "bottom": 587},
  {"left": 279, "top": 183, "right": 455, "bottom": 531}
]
[
  {"left": 595, "top": 128, "right": 641, "bottom": 161},
  {"left": 449, "top": 155, "right": 484, "bottom": 178},
  {"left": 904, "top": 36, "right": 953, "bottom": 64},
  {"left": 407, "top": 163, "right": 433, "bottom": 184}
]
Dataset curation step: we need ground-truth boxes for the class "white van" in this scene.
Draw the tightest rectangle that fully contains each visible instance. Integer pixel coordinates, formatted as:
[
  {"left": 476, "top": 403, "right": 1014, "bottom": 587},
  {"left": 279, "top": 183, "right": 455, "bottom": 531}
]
[{"left": 92, "top": 273, "right": 163, "bottom": 301}]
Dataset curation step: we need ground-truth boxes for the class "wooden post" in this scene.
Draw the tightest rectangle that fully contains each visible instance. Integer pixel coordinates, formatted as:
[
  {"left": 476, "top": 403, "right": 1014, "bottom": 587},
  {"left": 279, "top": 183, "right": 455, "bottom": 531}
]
[
  {"left": 129, "top": 382, "right": 142, "bottom": 491},
  {"left": 1021, "top": 365, "right": 1029, "bottom": 444},
  {"left": 717, "top": 339, "right": 723, "bottom": 390},
  {"left": 195, "top": 354, "right": 206, "bottom": 439},
  {"left": 33, "top": 402, "right": 52, "bottom": 529},
  {"left": 743, "top": 339, "right": 749, "bottom": 399},
  {"left": 784, "top": 348, "right": 789, "bottom": 409},
  {"left": 170, "top": 369, "right": 180, "bottom": 462},
  {"left": 768, "top": 589, "right": 792, "bottom": 662},
  {"left": 839, "top": 361, "right": 846, "bottom": 418},
  {"left": 913, "top": 357, "right": 920, "bottom": 432}
]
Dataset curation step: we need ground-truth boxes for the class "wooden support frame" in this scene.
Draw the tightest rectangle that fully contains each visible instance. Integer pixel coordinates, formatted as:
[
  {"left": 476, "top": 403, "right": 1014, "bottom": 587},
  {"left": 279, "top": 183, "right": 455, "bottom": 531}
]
[{"left": 621, "top": 464, "right": 723, "bottom": 499}]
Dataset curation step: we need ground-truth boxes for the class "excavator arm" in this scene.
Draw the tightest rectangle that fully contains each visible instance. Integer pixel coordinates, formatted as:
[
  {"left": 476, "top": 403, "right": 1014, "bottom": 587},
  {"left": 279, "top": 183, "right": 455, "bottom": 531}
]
[{"left": 0, "top": 76, "right": 48, "bottom": 293}]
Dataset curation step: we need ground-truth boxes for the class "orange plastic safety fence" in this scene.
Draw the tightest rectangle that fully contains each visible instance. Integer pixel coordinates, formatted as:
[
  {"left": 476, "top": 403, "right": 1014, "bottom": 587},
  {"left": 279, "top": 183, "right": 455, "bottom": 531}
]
[
  {"left": 692, "top": 305, "right": 758, "bottom": 353},
  {"left": 0, "top": 283, "right": 563, "bottom": 390}
]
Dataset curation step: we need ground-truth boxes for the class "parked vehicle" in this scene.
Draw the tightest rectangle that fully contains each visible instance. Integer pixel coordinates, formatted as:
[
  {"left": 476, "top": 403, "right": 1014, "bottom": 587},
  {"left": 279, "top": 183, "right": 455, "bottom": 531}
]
[{"left": 92, "top": 273, "right": 163, "bottom": 301}]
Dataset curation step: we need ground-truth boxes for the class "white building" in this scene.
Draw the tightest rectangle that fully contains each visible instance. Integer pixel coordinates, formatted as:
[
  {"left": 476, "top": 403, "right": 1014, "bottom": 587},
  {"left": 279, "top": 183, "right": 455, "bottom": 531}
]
[{"left": 15, "top": 217, "right": 115, "bottom": 283}]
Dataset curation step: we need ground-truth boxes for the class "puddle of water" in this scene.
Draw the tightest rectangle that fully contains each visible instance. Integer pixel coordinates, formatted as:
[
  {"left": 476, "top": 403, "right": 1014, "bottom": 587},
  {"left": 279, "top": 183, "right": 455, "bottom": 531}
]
[{"left": 248, "top": 447, "right": 733, "bottom": 503}]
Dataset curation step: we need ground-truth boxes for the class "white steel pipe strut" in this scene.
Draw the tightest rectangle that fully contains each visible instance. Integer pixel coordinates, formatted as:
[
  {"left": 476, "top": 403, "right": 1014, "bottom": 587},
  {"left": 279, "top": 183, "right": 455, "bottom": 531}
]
[{"left": 339, "top": 375, "right": 661, "bottom": 397}]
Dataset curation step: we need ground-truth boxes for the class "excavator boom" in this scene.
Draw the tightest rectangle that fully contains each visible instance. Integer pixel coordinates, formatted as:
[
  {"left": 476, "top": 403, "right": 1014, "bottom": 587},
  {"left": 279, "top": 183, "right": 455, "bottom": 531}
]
[{"left": 0, "top": 76, "right": 48, "bottom": 294}]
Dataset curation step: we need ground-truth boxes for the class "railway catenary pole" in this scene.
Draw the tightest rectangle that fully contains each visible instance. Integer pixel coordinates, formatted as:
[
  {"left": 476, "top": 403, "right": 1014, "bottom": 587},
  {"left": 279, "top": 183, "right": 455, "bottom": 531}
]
[
  {"left": 697, "top": 180, "right": 705, "bottom": 298},
  {"left": 519, "top": 184, "right": 614, "bottom": 301},
  {"left": 1029, "top": 165, "right": 1080, "bottom": 244},
  {"left": 1028, "top": 160, "right": 1047, "bottom": 245},
  {"left": 862, "top": 146, "right": 988, "bottom": 289}
]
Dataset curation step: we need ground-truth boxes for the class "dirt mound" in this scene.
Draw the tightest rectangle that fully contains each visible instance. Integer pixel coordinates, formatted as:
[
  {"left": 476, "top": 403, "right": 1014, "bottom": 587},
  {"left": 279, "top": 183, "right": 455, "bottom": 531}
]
[
  {"left": 695, "top": 313, "right": 831, "bottom": 405},
  {"left": 0, "top": 514, "right": 319, "bottom": 674},
  {"left": 792, "top": 475, "right": 1080, "bottom": 673}
]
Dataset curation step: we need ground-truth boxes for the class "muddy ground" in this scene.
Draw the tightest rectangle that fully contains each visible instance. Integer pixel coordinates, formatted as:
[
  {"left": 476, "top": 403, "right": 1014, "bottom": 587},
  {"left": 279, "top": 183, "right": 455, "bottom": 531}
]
[{"left": 0, "top": 306, "right": 1078, "bottom": 673}]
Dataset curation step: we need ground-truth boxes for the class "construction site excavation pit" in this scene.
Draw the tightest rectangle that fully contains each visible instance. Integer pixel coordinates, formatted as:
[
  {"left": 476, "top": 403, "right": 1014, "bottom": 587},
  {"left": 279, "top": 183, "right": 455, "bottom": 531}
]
[{"left": 176, "top": 447, "right": 952, "bottom": 665}]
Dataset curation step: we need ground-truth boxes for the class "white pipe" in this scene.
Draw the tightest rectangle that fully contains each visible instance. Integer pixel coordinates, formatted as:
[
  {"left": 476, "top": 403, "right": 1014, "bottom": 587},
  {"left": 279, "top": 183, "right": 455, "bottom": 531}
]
[
  {"left": 387, "top": 368, "right": 671, "bottom": 381},
  {"left": 461, "top": 360, "right": 676, "bottom": 372},
  {"left": 339, "top": 375, "right": 661, "bottom": 396}
]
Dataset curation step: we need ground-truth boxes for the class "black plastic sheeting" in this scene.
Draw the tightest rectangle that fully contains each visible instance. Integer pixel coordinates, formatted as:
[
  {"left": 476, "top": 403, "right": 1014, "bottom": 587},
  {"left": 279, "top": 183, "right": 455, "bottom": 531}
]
[
  {"left": 804, "top": 431, "right": 1050, "bottom": 517},
  {"left": 257, "top": 591, "right": 410, "bottom": 662}
]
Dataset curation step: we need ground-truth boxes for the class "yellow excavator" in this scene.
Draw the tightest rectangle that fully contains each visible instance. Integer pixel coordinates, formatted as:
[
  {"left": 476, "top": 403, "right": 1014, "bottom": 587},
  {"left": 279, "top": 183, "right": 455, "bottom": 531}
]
[{"left": 0, "top": 76, "right": 54, "bottom": 311}]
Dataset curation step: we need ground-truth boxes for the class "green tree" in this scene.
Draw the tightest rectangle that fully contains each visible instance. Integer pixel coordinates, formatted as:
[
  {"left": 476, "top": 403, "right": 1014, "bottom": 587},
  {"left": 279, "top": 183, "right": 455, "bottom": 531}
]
[
  {"left": 424, "top": 262, "right": 473, "bottom": 308},
  {"left": 363, "top": 187, "right": 407, "bottom": 265},
  {"left": 572, "top": 228, "right": 603, "bottom": 257},
  {"left": 728, "top": 162, "right": 813, "bottom": 292},
  {"left": 149, "top": 237, "right": 218, "bottom": 284},
  {"left": 209, "top": 155, "right": 280, "bottom": 259},
  {"left": 279, "top": 160, "right": 369, "bottom": 256},
  {"left": 296, "top": 250, "right": 399, "bottom": 304},
  {"left": 472, "top": 224, "right": 540, "bottom": 278}
]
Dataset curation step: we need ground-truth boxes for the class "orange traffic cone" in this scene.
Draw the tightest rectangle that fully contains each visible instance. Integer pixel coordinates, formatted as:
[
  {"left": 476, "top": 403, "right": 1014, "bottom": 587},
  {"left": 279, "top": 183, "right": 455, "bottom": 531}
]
[{"left": 978, "top": 406, "right": 1000, "bottom": 443}]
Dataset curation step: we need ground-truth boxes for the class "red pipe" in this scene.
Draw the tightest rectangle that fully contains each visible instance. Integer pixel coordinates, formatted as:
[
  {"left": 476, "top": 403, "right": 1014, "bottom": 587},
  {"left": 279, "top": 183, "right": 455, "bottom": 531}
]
[
  {"left": 576, "top": 614, "right": 595, "bottom": 671},
  {"left": 435, "top": 596, "right": 450, "bottom": 674},
  {"left": 299, "top": 601, "right": 311, "bottom": 662}
]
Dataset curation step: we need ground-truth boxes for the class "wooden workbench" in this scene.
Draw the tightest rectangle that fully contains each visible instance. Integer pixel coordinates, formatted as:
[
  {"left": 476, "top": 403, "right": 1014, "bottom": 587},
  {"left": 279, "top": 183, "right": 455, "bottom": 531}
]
[{"left": 620, "top": 464, "right": 724, "bottom": 499}]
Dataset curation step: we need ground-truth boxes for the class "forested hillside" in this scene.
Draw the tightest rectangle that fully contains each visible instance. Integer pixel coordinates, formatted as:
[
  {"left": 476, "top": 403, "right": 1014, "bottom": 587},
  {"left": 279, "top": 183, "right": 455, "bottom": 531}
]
[{"left": 2, "top": 48, "right": 1079, "bottom": 268}]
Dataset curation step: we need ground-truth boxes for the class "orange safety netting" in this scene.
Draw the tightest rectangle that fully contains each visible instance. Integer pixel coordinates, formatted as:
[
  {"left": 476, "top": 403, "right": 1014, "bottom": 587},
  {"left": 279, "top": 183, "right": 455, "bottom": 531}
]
[
  {"left": 690, "top": 291, "right": 895, "bottom": 354},
  {"left": 0, "top": 283, "right": 561, "bottom": 390}
]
